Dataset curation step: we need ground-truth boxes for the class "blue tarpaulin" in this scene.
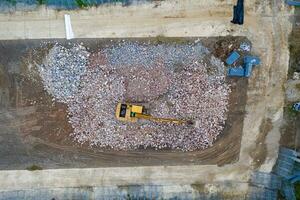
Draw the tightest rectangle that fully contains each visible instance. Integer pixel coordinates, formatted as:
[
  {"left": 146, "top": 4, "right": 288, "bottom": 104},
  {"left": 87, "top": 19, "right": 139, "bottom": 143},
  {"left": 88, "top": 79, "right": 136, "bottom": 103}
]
[
  {"left": 228, "top": 67, "right": 245, "bottom": 77},
  {"left": 226, "top": 51, "right": 240, "bottom": 65},
  {"left": 244, "top": 63, "right": 253, "bottom": 77},
  {"left": 244, "top": 56, "right": 261, "bottom": 65},
  {"left": 286, "top": 0, "right": 300, "bottom": 6},
  {"left": 227, "top": 55, "right": 260, "bottom": 77}
]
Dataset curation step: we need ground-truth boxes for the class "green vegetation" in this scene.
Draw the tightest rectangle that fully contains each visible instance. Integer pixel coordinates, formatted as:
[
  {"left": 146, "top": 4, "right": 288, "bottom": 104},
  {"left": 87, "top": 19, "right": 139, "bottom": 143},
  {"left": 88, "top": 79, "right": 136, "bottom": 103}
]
[
  {"left": 295, "top": 182, "right": 300, "bottom": 200},
  {"left": 285, "top": 103, "right": 299, "bottom": 119},
  {"left": 288, "top": 28, "right": 300, "bottom": 78},
  {"left": 190, "top": 183, "right": 206, "bottom": 193},
  {"left": 5, "top": 0, "right": 16, "bottom": 6},
  {"left": 26, "top": 165, "right": 43, "bottom": 171},
  {"left": 75, "top": 0, "right": 91, "bottom": 8},
  {"left": 36, "top": 0, "right": 47, "bottom": 5},
  {"left": 296, "top": 83, "right": 300, "bottom": 91},
  {"left": 152, "top": 35, "right": 189, "bottom": 45},
  {"left": 125, "top": 194, "right": 152, "bottom": 200}
]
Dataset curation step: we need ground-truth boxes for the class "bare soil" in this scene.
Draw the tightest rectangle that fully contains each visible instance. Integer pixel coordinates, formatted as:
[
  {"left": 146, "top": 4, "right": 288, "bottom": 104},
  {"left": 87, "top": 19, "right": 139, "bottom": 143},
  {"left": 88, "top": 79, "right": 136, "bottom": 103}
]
[
  {"left": 0, "top": 38, "right": 248, "bottom": 169},
  {"left": 250, "top": 118, "right": 272, "bottom": 169},
  {"left": 280, "top": 10, "right": 300, "bottom": 150}
]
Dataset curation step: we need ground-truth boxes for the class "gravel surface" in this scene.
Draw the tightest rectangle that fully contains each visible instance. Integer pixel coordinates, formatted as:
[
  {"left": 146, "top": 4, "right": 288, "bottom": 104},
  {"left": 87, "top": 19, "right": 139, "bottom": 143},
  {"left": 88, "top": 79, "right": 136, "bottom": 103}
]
[{"left": 38, "top": 41, "right": 231, "bottom": 151}]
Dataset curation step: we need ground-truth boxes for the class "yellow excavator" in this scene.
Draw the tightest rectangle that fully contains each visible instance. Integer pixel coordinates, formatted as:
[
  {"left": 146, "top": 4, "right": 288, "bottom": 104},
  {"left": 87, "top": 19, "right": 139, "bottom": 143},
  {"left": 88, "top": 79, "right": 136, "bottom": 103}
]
[{"left": 115, "top": 103, "right": 193, "bottom": 125}]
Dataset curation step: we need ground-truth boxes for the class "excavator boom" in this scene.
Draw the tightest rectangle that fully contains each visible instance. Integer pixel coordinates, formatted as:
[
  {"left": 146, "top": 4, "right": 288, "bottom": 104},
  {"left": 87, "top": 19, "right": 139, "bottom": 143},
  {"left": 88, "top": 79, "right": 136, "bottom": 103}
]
[{"left": 134, "top": 113, "right": 186, "bottom": 125}]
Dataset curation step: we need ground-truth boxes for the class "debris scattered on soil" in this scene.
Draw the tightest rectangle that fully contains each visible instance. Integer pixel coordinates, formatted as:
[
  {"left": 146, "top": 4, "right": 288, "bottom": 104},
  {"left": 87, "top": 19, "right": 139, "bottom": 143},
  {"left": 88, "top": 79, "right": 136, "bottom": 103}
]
[
  {"left": 293, "top": 72, "right": 300, "bottom": 80},
  {"left": 239, "top": 42, "right": 251, "bottom": 52},
  {"left": 38, "top": 41, "right": 231, "bottom": 151},
  {"left": 38, "top": 44, "right": 89, "bottom": 103}
]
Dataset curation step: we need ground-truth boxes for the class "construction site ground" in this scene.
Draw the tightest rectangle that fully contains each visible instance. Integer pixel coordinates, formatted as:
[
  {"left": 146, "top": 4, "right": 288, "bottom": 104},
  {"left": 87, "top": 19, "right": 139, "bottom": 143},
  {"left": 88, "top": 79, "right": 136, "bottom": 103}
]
[
  {"left": 0, "top": 0, "right": 295, "bottom": 198},
  {"left": 0, "top": 37, "right": 247, "bottom": 169}
]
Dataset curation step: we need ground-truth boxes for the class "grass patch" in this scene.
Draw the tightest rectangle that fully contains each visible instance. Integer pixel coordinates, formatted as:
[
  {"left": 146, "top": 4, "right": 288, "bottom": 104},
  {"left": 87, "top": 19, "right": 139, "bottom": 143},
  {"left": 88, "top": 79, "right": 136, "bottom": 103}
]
[
  {"left": 296, "top": 83, "right": 300, "bottom": 91},
  {"left": 125, "top": 194, "right": 161, "bottom": 200},
  {"left": 26, "top": 165, "right": 43, "bottom": 171},
  {"left": 151, "top": 35, "right": 189, "bottom": 45},
  {"left": 5, "top": 0, "right": 16, "bottom": 5},
  {"left": 36, "top": 0, "right": 47, "bottom": 5},
  {"left": 295, "top": 182, "right": 300, "bottom": 200},
  {"left": 288, "top": 28, "right": 300, "bottom": 78},
  {"left": 285, "top": 103, "right": 299, "bottom": 119},
  {"left": 190, "top": 182, "right": 206, "bottom": 193},
  {"left": 75, "top": 0, "right": 91, "bottom": 8}
]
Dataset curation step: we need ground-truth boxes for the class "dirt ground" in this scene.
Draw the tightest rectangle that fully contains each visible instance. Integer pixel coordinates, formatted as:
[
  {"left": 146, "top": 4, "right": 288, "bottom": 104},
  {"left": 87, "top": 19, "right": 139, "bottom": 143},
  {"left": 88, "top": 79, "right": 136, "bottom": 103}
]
[{"left": 0, "top": 37, "right": 248, "bottom": 169}]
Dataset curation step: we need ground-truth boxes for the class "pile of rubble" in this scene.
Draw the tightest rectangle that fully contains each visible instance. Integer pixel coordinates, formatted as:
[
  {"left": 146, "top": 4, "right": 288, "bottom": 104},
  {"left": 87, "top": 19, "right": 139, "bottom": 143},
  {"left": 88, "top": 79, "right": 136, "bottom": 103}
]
[
  {"left": 38, "top": 41, "right": 231, "bottom": 151},
  {"left": 38, "top": 44, "right": 89, "bottom": 103}
]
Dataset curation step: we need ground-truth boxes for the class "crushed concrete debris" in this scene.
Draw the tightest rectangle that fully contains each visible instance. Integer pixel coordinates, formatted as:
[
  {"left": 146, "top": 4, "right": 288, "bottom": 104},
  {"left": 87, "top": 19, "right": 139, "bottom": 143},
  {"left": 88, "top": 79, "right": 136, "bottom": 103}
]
[
  {"left": 38, "top": 44, "right": 89, "bottom": 103},
  {"left": 286, "top": 79, "right": 300, "bottom": 102},
  {"left": 103, "top": 42, "right": 210, "bottom": 69},
  {"left": 239, "top": 42, "right": 251, "bottom": 52},
  {"left": 293, "top": 72, "right": 300, "bottom": 80},
  {"left": 38, "top": 41, "right": 231, "bottom": 151}
]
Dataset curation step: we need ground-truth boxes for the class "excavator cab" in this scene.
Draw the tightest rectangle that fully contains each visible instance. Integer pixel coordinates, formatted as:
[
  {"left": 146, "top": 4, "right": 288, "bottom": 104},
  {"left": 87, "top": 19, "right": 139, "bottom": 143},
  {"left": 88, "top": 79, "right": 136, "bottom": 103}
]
[{"left": 116, "top": 103, "right": 144, "bottom": 123}]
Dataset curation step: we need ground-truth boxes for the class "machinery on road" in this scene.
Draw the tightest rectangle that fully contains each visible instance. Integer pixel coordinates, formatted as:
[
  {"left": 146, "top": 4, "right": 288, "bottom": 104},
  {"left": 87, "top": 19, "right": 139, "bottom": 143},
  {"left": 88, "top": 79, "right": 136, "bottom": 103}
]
[{"left": 115, "top": 103, "right": 193, "bottom": 125}]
